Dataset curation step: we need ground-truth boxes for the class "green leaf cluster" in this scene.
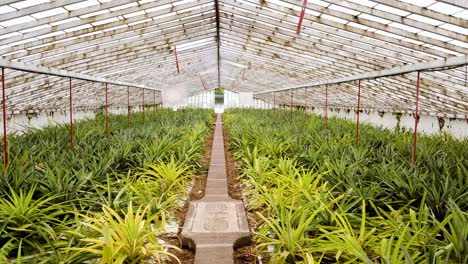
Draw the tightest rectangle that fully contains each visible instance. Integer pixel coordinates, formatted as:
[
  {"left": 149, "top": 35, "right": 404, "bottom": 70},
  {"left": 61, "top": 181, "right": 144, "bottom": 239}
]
[
  {"left": 225, "top": 109, "right": 467, "bottom": 264},
  {"left": 0, "top": 108, "right": 214, "bottom": 263}
]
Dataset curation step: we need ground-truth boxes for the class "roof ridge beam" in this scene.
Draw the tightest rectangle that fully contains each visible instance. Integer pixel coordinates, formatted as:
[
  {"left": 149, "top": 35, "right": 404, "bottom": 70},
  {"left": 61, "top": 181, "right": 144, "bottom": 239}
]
[{"left": 256, "top": 55, "right": 468, "bottom": 95}]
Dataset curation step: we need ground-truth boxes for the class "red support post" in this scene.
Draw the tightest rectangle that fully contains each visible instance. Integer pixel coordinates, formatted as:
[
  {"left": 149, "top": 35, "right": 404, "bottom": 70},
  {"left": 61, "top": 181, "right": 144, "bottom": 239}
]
[
  {"left": 356, "top": 80, "right": 361, "bottom": 144},
  {"left": 69, "top": 78, "right": 73, "bottom": 149},
  {"left": 290, "top": 89, "right": 293, "bottom": 122},
  {"left": 273, "top": 91, "right": 276, "bottom": 110},
  {"left": 413, "top": 71, "right": 420, "bottom": 165},
  {"left": 105, "top": 83, "right": 109, "bottom": 138},
  {"left": 304, "top": 87, "right": 307, "bottom": 120},
  {"left": 1, "top": 68, "right": 7, "bottom": 168},
  {"left": 127, "top": 86, "right": 130, "bottom": 128},
  {"left": 174, "top": 46, "right": 180, "bottom": 74},
  {"left": 325, "top": 83, "right": 328, "bottom": 130},
  {"left": 296, "top": 0, "right": 308, "bottom": 34},
  {"left": 281, "top": 91, "right": 284, "bottom": 110},
  {"left": 142, "top": 89, "right": 145, "bottom": 126}
]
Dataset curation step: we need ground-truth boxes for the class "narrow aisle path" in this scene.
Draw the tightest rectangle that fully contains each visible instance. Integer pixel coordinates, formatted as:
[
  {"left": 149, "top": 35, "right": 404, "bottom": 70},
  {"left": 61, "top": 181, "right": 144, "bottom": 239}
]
[{"left": 181, "top": 114, "right": 250, "bottom": 263}]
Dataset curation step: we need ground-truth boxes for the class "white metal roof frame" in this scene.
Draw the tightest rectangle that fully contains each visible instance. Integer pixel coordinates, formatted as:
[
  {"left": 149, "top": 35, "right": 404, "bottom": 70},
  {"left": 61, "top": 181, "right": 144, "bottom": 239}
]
[{"left": 0, "top": 0, "right": 466, "bottom": 116}]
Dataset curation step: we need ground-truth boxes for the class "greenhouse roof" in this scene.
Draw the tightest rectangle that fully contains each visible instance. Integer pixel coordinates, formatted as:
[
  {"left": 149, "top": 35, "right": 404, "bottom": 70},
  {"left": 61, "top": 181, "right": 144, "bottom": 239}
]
[{"left": 0, "top": 0, "right": 467, "bottom": 116}]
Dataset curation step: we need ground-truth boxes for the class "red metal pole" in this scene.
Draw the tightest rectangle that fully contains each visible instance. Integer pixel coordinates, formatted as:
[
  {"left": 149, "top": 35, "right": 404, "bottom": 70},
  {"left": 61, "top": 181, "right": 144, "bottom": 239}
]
[
  {"left": 325, "top": 83, "right": 328, "bottom": 130},
  {"left": 304, "top": 87, "right": 307, "bottom": 120},
  {"left": 281, "top": 91, "right": 284, "bottom": 110},
  {"left": 142, "top": 88, "right": 145, "bottom": 126},
  {"left": 413, "top": 71, "right": 420, "bottom": 165},
  {"left": 273, "top": 91, "right": 276, "bottom": 110},
  {"left": 127, "top": 86, "right": 130, "bottom": 128},
  {"left": 174, "top": 47, "right": 180, "bottom": 74},
  {"left": 105, "top": 83, "right": 109, "bottom": 138},
  {"left": 69, "top": 78, "right": 73, "bottom": 149},
  {"left": 296, "top": 0, "right": 308, "bottom": 34},
  {"left": 290, "top": 89, "right": 293, "bottom": 122},
  {"left": 356, "top": 80, "right": 361, "bottom": 144},
  {"left": 1, "top": 68, "right": 7, "bottom": 168}
]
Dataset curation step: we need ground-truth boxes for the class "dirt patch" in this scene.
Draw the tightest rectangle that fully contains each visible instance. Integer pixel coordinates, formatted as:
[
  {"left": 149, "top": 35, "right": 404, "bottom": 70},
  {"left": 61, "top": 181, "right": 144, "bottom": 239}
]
[
  {"left": 222, "top": 119, "right": 243, "bottom": 200},
  {"left": 234, "top": 242, "right": 257, "bottom": 264},
  {"left": 165, "top": 237, "right": 195, "bottom": 264},
  {"left": 168, "top": 121, "right": 215, "bottom": 263},
  {"left": 222, "top": 115, "right": 259, "bottom": 263}
]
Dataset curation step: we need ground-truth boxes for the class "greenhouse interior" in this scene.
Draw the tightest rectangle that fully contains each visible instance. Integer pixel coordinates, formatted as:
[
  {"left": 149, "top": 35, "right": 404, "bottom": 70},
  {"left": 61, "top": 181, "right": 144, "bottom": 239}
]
[{"left": 0, "top": 0, "right": 467, "bottom": 263}]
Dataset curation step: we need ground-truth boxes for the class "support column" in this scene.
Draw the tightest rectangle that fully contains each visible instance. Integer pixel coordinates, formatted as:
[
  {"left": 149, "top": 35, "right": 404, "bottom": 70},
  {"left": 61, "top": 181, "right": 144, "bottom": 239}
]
[
  {"left": 273, "top": 91, "right": 276, "bottom": 110},
  {"left": 281, "top": 90, "right": 284, "bottom": 110},
  {"left": 413, "top": 71, "right": 420, "bottom": 165},
  {"left": 296, "top": 0, "right": 308, "bottom": 34},
  {"left": 127, "top": 86, "right": 130, "bottom": 128},
  {"left": 290, "top": 89, "right": 293, "bottom": 122},
  {"left": 105, "top": 83, "right": 109, "bottom": 138},
  {"left": 142, "top": 89, "right": 145, "bottom": 126},
  {"left": 325, "top": 83, "right": 328, "bottom": 130},
  {"left": 356, "top": 80, "right": 361, "bottom": 144},
  {"left": 174, "top": 46, "right": 180, "bottom": 74},
  {"left": 1, "top": 68, "right": 7, "bottom": 167},
  {"left": 69, "top": 78, "right": 73, "bottom": 149},
  {"left": 304, "top": 87, "right": 307, "bottom": 120}
]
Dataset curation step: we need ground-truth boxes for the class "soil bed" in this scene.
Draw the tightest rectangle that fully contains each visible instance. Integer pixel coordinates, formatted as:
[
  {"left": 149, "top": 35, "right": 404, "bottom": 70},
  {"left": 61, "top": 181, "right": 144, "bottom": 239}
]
[
  {"left": 223, "top": 116, "right": 258, "bottom": 264},
  {"left": 167, "top": 121, "right": 215, "bottom": 263}
]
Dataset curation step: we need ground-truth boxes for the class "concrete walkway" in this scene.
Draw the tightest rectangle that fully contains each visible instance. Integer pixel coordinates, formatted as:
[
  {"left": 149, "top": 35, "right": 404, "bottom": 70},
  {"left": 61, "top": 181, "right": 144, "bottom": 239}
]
[{"left": 181, "top": 114, "right": 250, "bottom": 263}]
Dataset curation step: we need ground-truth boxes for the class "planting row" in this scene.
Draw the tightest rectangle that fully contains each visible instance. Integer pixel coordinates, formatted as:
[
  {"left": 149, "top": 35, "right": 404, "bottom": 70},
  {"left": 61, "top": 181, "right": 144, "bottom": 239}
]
[
  {"left": 225, "top": 109, "right": 467, "bottom": 263},
  {"left": 0, "top": 108, "right": 214, "bottom": 263}
]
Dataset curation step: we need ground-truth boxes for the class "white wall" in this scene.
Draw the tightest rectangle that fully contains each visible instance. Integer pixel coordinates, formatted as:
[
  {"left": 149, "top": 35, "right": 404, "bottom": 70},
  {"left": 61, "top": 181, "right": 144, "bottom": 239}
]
[
  {"left": 238, "top": 92, "right": 253, "bottom": 108},
  {"left": 253, "top": 98, "right": 273, "bottom": 109},
  {"left": 309, "top": 107, "right": 467, "bottom": 139},
  {"left": 188, "top": 90, "right": 215, "bottom": 109},
  {"left": 162, "top": 87, "right": 189, "bottom": 109},
  {"left": 1, "top": 106, "right": 150, "bottom": 135},
  {"left": 224, "top": 90, "right": 240, "bottom": 108},
  {"left": 2, "top": 109, "right": 95, "bottom": 135}
]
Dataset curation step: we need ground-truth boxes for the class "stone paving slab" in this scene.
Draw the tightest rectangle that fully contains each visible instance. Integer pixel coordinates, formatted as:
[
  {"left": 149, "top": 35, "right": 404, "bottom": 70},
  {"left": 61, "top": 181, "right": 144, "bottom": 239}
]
[
  {"left": 205, "top": 187, "right": 229, "bottom": 196},
  {"left": 181, "top": 114, "right": 250, "bottom": 263},
  {"left": 206, "top": 179, "right": 227, "bottom": 189}
]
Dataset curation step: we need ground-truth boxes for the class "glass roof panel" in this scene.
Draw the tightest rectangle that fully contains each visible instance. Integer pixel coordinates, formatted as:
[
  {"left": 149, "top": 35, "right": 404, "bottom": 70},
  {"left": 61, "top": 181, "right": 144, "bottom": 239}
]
[
  {"left": 10, "top": 0, "right": 49, "bottom": 9},
  {"left": 453, "top": 10, "right": 468, "bottom": 19},
  {"left": 399, "top": 0, "right": 436, "bottom": 7},
  {"left": 389, "top": 22, "right": 421, "bottom": 33},
  {"left": 31, "top": 7, "right": 67, "bottom": 19},
  {"left": 439, "top": 24, "right": 468, "bottom": 35},
  {"left": 321, "top": 14, "right": 348, "bottom": 24},
  {"left": 374, "top": 4, "right": 410, "bottom": 16},
  {"left": 427, "top": 2, "right": 464, "bottom": 15},
  {"left": 418, "top": 30, "right": 452, "bottom": 42},
  {"left": 0, "top": 5, "right": 16, "bottom": 14},
  {"left": 65, "top": 0, "right": 100, "bottom": 11},
  {"left": 346, "top": 0, "right": 377, "bottom": 8},
  {"left": 358, "top": 13, "right": 392, "bottom": 24},
  {"left": 0, "top": 15, "right": 35, "bottom": 27},
  {"left": 329, "top": 4, "right": 361, "bottom": 16},
  {"left": 406, "top": 14, "right": 444, "bottom": 26}
]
